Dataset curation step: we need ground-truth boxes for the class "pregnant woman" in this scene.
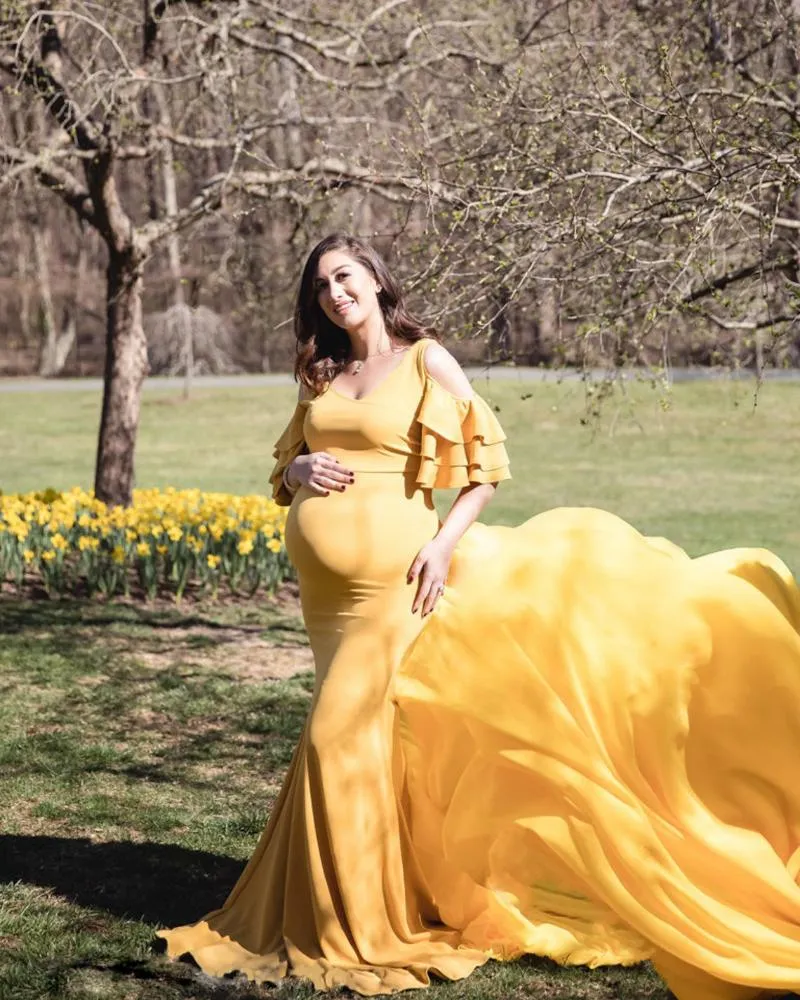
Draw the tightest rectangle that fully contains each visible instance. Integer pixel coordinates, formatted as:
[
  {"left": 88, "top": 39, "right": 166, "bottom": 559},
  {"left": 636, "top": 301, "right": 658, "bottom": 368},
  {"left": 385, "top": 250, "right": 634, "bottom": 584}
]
[{"left": 159, "top": 233, "right": 800, "bottom": 1000}]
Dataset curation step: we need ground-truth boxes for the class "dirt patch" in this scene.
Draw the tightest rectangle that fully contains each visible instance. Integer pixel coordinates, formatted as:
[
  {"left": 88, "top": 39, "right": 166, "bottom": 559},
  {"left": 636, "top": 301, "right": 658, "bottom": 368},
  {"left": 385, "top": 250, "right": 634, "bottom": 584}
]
[
  {"left": 130, "top": 631, "right": 313, "bottom": 681},
  {"left": 225, "top": 640, "right": 314, "bottom": 681},
  {"left": 126, "top": 708, "right": 177, "bottom": 732}
]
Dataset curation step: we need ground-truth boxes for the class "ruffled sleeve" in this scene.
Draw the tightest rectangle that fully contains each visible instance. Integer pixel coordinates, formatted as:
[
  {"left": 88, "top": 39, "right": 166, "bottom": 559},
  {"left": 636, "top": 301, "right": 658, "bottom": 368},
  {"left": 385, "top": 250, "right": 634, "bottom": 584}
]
[
  {"left": 416, "top": 376, "right": 511, "bottom": 489},
  {"left": 268, "top": 400, "right": 311, "bottom": 506}
]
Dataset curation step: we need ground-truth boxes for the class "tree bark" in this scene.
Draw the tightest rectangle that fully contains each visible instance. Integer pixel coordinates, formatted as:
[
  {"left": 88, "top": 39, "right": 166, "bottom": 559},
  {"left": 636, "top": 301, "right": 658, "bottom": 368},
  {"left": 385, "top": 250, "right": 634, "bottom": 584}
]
[
  {"left": 148, "top": 22, "right": 189, "bottom": 395},
  {"left": 94, "top": 242, "right": 147, "bottom": 506},
  {"left": 35, "top": 222, "right": 83, "bottom": 377},
  {"left": 489, "top": 285, "right": 512, "bottom": 361},
  {"left": 153, "top": 93, "right": 191, "bottom": 395},
  {"left": 16, "top": 236, "right": 32, "bottom": 348},
  {"left": 33, "top": 223, "right": 58, "bottom": 375}
]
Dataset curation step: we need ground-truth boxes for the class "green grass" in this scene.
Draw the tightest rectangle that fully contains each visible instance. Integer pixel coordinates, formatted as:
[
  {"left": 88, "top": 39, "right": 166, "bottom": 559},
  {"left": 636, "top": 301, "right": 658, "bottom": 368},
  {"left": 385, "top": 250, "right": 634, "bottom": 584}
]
[
  {"left": 0, "top": 599, "right": 671, "bottom": 1000},
  {"left": 2, "top": 376, "right": 799, "bottom": 569},
  {"left": 1, "top": 378, "right": 799, "bottom": 998},
  {"left": 0, "top": 598, "right": 314, "bottom": 1000}
]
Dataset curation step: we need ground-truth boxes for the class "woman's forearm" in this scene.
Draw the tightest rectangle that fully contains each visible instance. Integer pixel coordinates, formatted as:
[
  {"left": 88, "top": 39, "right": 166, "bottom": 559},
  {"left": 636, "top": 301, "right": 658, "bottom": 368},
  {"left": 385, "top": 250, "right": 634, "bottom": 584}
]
[{"left": 435, "top": 483, "right": 497, "bottom": 552}]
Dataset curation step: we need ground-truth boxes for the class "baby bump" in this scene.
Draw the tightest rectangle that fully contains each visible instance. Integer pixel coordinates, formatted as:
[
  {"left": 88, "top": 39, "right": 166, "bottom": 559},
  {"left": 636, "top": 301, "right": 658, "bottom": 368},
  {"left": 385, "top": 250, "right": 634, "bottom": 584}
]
[{"left": 285, "top": 475, "right": 439, "bottom": 586}]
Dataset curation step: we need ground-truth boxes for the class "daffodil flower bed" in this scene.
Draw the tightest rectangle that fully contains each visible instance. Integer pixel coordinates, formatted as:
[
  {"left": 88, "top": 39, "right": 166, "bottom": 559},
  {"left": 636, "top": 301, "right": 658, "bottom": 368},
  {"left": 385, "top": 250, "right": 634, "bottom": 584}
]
[{"left": 0, "top": 487, "right": 292, "bottom": 601}]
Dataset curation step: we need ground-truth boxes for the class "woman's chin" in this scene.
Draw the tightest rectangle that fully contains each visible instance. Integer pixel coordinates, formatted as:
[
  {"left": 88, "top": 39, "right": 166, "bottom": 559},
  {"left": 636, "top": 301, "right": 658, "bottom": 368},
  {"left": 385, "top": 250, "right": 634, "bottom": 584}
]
[{"left": 328, "top": 312, "right": 357, "bottom": 331}]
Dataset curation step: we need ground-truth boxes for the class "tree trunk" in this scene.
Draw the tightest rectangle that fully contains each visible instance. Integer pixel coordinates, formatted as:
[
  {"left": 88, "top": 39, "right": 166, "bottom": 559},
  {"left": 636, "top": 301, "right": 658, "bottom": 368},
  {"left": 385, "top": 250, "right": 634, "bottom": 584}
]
[
  {"left": 36, "top": 222, "right": 83, "bottom": 377},
  {"left": 788, "top": 0, "right": 800, "bottom": 359},
  {"left": 489, "top": 285, "right": 512, "bottom": 361},
  {"left": 533, "top": 281, "right": 557, "bottom": 365},
  {"left": 151, "top": 56, "right": 189, "bottom": 395},
  {"left": 32, "top": 224, "right": 57, "bottom": 370},
  {"left": 158, "top": 130, "right": 191, "bottom": 396},
  {"left": 14, "top": 227, "right": 32, "bottom": 347},
  {"left": 94, "top": 243, "right": 147, "bottom": 506}
]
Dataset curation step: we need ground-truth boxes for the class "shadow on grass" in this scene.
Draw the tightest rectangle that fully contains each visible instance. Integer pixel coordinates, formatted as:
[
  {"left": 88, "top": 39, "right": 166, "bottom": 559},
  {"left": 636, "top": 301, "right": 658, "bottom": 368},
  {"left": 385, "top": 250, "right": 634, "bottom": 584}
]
[
  {"left": 0, "top": 834, "right": 243, "bottom": 927},
  {"left": 0, "top": 596, "right": 306, "bottom": 638},
  {"left": 63, "top": 958, "right": 276, "bottom": 999},
  {"left": 5, "top": 835, "right": 799, "bottom": 1000}
]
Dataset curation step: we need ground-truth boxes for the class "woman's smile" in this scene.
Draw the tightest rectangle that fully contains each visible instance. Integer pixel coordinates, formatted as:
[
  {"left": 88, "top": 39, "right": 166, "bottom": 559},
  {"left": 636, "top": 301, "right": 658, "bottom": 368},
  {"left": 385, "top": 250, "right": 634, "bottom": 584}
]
[{"left": 315, "top": 249, "right": 382, "bottom": 331}]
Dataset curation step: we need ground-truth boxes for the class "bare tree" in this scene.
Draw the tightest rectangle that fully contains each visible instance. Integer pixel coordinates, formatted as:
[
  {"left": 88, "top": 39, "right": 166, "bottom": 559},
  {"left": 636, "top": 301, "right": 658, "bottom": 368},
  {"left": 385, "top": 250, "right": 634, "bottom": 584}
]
[
  {"left": 409, "top": 1, "right": 800, "bottom": 368},
  {"left": 1, "top": 0, "right": 491, "bottom": 503},
  {"left": 2, "top": 0, "right": 798, "bottom": 509}
]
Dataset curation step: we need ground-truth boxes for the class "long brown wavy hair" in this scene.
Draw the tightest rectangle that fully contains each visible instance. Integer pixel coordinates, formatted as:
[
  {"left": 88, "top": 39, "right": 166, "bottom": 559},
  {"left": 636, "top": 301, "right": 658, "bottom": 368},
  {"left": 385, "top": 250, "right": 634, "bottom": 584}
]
[{"left": 293, "top": 233, "right": 434, "bottom": 394}]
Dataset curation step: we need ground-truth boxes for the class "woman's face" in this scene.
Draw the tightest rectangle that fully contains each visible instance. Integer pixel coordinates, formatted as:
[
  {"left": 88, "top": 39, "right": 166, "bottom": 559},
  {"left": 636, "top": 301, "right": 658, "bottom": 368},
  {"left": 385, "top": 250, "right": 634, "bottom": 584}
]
[{"left": 314, "top": 250, "right": 382, "bottom": 332}]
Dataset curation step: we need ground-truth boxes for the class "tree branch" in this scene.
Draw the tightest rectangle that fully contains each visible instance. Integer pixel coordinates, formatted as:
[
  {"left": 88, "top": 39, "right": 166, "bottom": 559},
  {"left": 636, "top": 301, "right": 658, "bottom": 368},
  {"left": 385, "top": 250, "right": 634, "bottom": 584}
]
[
  {"left": 682, "top": 256, "right": 792, "bottom": 304},
  {"left": 681, "top": 176, "right": 800, "bottom": 232},
  {"left": 0, "top": 143, "right": 97, "bottom": 226},
  {"left": 228, "top": 24, "right": 501, "bottom": 90},
  {"left": 138, "top": 158, "right": 466, "bottom": 241},
  {"left": 0, "top": 50, "right": 101, "bottom": 152},
  {"left": 138, "top": 179, "right": 224, "bottom": 247},
  {"left": 701, "top": 311, "right": 796, "bottom": 331}
]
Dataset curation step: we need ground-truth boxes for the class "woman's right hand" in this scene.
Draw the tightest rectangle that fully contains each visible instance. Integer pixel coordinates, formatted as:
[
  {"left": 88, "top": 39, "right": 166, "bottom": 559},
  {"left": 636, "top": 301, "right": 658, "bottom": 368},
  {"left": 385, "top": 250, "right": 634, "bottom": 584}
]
[{"left": 289, "top": 453, "right": 355, "bottom": 496}]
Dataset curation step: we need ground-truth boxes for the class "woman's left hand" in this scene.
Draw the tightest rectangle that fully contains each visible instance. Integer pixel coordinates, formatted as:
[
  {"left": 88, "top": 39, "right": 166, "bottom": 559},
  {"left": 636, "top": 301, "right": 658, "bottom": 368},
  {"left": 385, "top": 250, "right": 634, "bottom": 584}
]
[{"left": 408, "top": 537, "right": 454, "bottom": 617}]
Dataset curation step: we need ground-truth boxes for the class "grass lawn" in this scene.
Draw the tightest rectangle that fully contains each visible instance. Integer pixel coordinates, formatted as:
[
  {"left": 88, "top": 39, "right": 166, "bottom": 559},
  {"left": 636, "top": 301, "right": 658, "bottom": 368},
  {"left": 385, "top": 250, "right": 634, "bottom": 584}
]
[
  {"left": 2, "top": 375, "right": 799, "bottom": 568},
  {"left": 1, "top": 376, "right": 799, "bottom": 999},
  {"left": 0, "top": 596, "right": 669, "bottom": 1000}
]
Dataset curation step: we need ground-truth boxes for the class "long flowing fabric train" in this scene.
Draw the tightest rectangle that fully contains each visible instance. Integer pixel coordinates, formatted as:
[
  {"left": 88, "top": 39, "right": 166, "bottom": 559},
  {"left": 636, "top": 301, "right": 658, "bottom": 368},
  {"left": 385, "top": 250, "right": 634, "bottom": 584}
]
[{"left": 159, "top": 338, "right": 800, "bottom": 1000}]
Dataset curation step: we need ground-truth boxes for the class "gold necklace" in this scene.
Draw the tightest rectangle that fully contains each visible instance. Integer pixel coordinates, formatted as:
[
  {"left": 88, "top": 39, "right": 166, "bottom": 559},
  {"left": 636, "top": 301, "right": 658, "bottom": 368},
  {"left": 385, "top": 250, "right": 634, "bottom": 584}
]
[{"left": 348, "top": 341, "right": 408, "bottom": 374}]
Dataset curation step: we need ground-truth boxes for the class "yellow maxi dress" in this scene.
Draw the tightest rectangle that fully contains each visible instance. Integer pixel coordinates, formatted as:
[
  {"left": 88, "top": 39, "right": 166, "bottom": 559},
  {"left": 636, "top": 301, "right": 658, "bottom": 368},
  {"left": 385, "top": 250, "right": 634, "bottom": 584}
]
[{"left": 159, "top": 338, "right": 800, "bottom": 1000}]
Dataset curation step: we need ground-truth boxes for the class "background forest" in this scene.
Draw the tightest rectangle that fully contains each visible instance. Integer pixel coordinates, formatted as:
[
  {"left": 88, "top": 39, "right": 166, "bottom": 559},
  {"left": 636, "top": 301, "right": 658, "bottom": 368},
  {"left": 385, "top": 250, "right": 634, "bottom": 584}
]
[
  {"left": 2, "top": 0, "right": 800, "bottom": 500},
  {"left": 3, "top": 0, "right": 799, "bottom": 375}
]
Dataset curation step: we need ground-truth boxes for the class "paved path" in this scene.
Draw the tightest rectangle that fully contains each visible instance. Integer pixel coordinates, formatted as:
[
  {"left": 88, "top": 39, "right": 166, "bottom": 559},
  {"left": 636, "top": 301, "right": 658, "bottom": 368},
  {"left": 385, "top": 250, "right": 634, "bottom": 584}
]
[{"left": 1, "top": 366, "right": 798, "bottom": 393}]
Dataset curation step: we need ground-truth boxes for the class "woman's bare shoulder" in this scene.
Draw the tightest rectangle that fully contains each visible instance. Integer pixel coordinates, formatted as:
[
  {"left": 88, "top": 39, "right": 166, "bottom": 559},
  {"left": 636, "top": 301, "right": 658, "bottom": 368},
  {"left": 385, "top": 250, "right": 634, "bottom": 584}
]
[{"left": 421, "top": 340, "right": 473, "bottom": 400}]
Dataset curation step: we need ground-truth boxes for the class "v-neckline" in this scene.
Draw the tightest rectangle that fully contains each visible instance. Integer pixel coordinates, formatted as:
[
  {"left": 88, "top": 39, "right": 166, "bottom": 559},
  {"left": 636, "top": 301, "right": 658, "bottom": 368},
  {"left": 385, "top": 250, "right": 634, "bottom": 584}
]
[{"left": 328, "top": 341, "right": 419, "bottom": 403}]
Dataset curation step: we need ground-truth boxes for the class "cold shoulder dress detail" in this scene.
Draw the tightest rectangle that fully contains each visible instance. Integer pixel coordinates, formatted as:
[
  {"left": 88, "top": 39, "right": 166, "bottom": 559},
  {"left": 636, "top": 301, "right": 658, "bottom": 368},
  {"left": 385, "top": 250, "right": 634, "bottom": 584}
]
[{"left": 158, "top": 338, "right": 800, "bottom": 1000}]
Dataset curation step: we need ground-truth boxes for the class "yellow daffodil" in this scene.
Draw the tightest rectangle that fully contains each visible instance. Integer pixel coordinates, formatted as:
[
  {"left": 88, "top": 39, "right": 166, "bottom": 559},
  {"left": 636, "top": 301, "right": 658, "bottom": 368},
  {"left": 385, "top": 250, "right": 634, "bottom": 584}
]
[{"left": 2, "top": 487, "right": 289, "bottom": 600}]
